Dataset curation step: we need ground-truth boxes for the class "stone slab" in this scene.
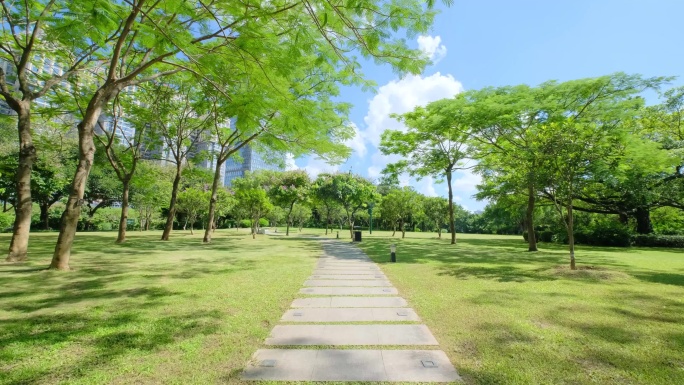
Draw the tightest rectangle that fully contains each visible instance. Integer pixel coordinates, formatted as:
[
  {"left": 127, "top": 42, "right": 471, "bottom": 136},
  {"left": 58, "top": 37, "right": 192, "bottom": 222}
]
[
  {"left": 242, "top": 349, "right": 460, "bottom": 382},
  {"left": 265, "top": 324, "right": 438, "bottom": 345},
  {"left": 304, "top": 279, "right": 392, "bottom": 287},
  {"left": 299, "top": 287, "right": 398, "bottom": 295},
  {"left": 281, "top": 307, "right": 420, "bottom": 322},
  {"left": 312, "top": 269, "right": 379, "bottom": 275},
  {"left": 317, "top": 264, "right": 376, "bottom": 269},
  {"left": 309, "top": 274, "right": 387, "bottom": 280},
  {"left": 291, "top": 296, "right": 407, "bottom": 308}
]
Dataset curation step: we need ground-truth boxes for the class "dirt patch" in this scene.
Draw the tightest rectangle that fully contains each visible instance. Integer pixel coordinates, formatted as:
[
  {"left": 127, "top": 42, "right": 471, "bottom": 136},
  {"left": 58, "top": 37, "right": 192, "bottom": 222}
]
[{"left": 549, "top": 265, "right": 629, "bottom": 281}]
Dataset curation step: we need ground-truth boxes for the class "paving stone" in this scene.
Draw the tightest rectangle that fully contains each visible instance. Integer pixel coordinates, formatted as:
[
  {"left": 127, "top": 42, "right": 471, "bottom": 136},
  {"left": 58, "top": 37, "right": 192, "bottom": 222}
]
[
  {"left": 299, "top": 287, "right": 399, "bottom": 295},
  {"left": 266, "top": 325, "right": 438, "bottom": 345},
  {"left": 291, "top": 296, "right": 406, "bottom": 308},
  {"left": 383, "top": 349, "right": 461, "bottom": 382},
  {"left": 281, "top": 307, "right": 420, "bottom": 322},
  {"left": 242, "top": 349, "right": 460, "bottom": 382},
  {"left": 304, "top": 279, "right": 392, "bottom": 287},
  {"left": 308, "top": 274, "right": 387, "bottom": 280},
  {"left": 311, "top": 269, "right": 379, "bottom": 275}
]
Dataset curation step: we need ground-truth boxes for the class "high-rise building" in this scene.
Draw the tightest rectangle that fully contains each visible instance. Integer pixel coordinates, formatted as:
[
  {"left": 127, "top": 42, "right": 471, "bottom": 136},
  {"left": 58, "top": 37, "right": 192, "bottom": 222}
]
[{"left": 224, "top": 144, "right": 284, "bottom": 186}]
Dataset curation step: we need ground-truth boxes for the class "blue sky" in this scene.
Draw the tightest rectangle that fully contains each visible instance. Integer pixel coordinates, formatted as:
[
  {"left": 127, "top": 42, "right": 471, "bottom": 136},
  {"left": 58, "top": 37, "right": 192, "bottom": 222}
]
[{"left": 293, "top": 0, "right": 684, "bottom": 211}]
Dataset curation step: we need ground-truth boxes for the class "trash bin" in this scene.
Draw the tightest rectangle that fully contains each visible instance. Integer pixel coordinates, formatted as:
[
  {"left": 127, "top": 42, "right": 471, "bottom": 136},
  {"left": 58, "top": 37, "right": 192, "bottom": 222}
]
[{"left": 354, "top": 231, "right": 362, "bottom": 242}]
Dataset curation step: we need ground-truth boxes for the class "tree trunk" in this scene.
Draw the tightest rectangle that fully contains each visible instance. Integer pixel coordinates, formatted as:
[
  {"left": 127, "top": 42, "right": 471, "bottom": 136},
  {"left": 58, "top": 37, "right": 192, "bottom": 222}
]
[
  {"left": 7, "top": 105, "right": 35, "bottom": 262},
  {"left": 116, "top": 179, "right": 130, "bottom": 243},
  {"left": 190, "top": 221, "right": 194, "bottom": 235},
  {"left": 286, "top": 201, "right": 295, "bottom": 236},
  {"left": 392, "top": 224, "right": 396, "bottom": 237},
  {"left": 347, "top": 211, "right": 354, "bottom": 239},
  {"left": 567, "top": 203, "right": 576, "bottom": 270},
  {"left": 51, "top": 99, "right": 103, "bottom": 270},
  {"left": 203, "top": 160, "right": 223, "bottom": 243},
  {"left": 635, "top": 207, "right": 653, "bottom": 234},
  {"left": 161, "top": 164, "right": 182, "bottom": 240},
  {"left": 401, "top": 220, "right": 406, "bottom": 239},
  {"left": 526, "top": 181, "right": 538, "bottom": 251},
  {"left": 437, "top": 222, "right": 442, "bottom": 238},
  {"left": 446, "top": 170, "right": 456, "bottom": 245},
  {"left": 40, "top": 203, "right": 50, "bottom": 230}
]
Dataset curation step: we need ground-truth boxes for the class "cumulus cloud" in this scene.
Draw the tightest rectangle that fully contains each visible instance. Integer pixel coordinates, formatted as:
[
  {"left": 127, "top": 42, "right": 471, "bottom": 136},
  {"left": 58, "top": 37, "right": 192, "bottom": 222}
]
[
  {"left": 416, "top": 176, "right": 438, "bottom": 197},
  {"left": 452, "top": 169, "right": 481, "bottom": 193},
  {"left": 417, "top": 35, "right": 447, "bottom": 63},
  {"left": 284, "top": 153, "right": 298, "bottom": 171},
  {"left": 363, "top": 72, "right": 463, "bottom": 148},
  {"left": 344, "top": 122, "right": 367, "bottom": 158},
  {"left": 298, "top": 157, "right": 339, "bottom": 177}
]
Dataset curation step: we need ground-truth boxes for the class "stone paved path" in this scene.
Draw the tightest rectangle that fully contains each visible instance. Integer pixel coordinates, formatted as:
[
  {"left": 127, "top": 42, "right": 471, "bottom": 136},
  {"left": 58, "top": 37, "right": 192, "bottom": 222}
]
[{"left": 242, "top": 240, "right": 461, "bottom": 382}]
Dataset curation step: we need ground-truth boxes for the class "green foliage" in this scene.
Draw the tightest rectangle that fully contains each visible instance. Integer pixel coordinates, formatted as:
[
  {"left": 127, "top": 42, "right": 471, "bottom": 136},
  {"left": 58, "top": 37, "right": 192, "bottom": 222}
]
[
  {"left": 632, "top": 234, "right": 684, "bottom": 248},
  {"left": 0, "top": 210, "right": 14, "bottom": 231},
  {"left": 575, "top": 219, "right": 633, "bottom": 247}
]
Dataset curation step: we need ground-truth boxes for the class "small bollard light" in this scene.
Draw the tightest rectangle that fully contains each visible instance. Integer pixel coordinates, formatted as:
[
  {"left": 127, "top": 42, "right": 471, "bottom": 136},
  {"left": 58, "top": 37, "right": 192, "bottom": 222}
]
[{"left": 390, "top": 244, "right": 396, "bottom": 262}]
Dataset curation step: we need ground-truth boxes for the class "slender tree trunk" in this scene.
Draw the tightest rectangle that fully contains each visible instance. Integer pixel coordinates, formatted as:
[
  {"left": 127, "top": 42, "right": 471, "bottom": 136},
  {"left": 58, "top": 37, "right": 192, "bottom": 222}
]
[
  {"left": 190, "top": 221, "right": 194, "bottom": 235},
  {"left": 7, "top": 105, "right": 35, "bottom": 262},
  {"left": 203, "top": 161, "right": 223, "bottom": 243},
  {"left": 51, "top": 98, "right": 105, "bottom": 270},
  {"left": 437, "top": 221, "right": 442, "bottom": 238},
  {"left": 40, "top": 203, "right": 49, "bottom": 230},
  {"left": 401, "top": 220, "right": 406, "bottom": 239},
  {"left": 392, "top": 224, "right": 396, "bottom": 237},
  {"left": 347, "top": 210, "right": 354, "bottom": 239},
  {"left": 161, "top": 164, "right": 182, "bottom": 240},
  {"left": 635, "top": 207, "right": 653, "bottom": 234},
  {"left": 567, "top": 203, "right": 576, "bottom": 270},
  {"left": 116, "top": 179, "right": 131, "bottom": 243},
  {"left": 526, "top": 181, "right": 538, "bottom": 251},
  {"left": 446, "top": 170, "right": 456, "bottom": 245},
  {"left": 286, "top": 201, "right": 295, "bottom": 236}
]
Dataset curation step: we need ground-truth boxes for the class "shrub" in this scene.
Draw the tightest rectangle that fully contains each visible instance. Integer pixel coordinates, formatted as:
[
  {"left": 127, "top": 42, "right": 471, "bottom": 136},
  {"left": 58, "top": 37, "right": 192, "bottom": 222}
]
[
  {"left": 522, "top": 230, "right": 539, "bottom": 242},
  {"left": 259, "top": 218, "right": 269, "bottom": 227},
  {"left": 239, "top": 219, "right": 251, "bottom": 228},
  {"left": 0, "top": 210, "right": 14, "bottom": 232},
  {"left": 539, "top": 230, "right": 554, "bottom": 243},
  {"left": 633, "top": 235, "right": 684, "bottom": 248},
  {"left": 584, "top": 221, "right": 632, "bottom": 247}
]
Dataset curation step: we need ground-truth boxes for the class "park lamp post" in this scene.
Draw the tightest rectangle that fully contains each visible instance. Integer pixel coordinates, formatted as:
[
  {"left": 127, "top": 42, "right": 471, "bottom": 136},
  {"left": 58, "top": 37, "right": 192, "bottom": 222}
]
[{"left": 390, "top": 244, "right": 396, "bottom": 262}]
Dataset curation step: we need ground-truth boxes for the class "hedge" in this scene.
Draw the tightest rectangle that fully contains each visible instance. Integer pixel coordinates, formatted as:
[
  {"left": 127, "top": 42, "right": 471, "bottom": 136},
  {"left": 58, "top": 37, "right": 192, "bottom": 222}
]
[{"left": 632, "top": 235, "right": 684, "bottom": 248}]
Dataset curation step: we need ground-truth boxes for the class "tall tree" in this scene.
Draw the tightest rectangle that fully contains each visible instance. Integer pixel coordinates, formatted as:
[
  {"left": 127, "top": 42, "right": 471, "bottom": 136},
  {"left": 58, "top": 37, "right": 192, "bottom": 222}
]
[
  {"left": 423, "top": 196, "right": 449, "bottom": 238},
  {"left": 381, "top": 97, "right": 473, "bottom": 244},
  {"left": 0, "top": 0, "right": 97, "bottom": 261},
  {"left": 319, "top": 172, "right": 377, "bottom": 239},
  {"left": 177, "top": 188, "right": 208, "bottom": 235},
  {"left": 232, "top": 176, "right": 273, "bottom": 239},
  {"left": 269, "top": 170, "right": 312, "bottom": 236}
]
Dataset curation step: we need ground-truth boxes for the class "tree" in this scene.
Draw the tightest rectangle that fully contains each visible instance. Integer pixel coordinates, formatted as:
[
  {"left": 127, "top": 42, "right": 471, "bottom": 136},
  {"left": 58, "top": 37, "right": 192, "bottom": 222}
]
[
  {"left": 380, "top": 187, "right": 421, "bottom": 238},
  {"left": 537, "top": 74, "right": 664, "bottom": 269},
  {"left": 312, "top": 174, "right": 343, "bottom": 235},
  {"left": 269, "top": 170, "right": 311, "bottom": 236},
  {"left": 94, "top": 95, "right": 149, "bottom": 243},
  {"left": 1, "top": 0, "right": 99, "bottom": 261},
  {"left": 232, "top": 175, "right": 273, "bottom": 239},
  {"left": 381, "top": 97, "right": 473, "bottom": 244},
  {"left": 291, "top": 204, "right": 313, "bottom": 232},
  {"left": 44, "top": 0, "right": 443, "bottom": 269},
  {"left": 318, "top": 173, "right": 377, "bottom": 239},
  {"left": 177, "top": 188, "right": 208, "bottom": 235},
  {"left": 423, "top": 196, "right": 450, "bottom": 238},
  {"left": 130, "top": 161, "right": 173, "bottom": 231}
]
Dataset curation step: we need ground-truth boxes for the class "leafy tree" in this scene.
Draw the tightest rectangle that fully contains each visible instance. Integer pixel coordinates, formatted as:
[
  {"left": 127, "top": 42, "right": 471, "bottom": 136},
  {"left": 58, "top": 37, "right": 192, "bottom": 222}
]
[
  {"left": 380, "top": 187, "right": 422, "bottom": 238},
  {"left": 291, "top": 204, "right": 313, "bottom": 232},
  {"left": 265, "top": 206, "right": 286, "bottom": 228},
  {"left": 177, "top": 188, "right": 209, "bottom": 235},
  {"left": 130, "top": 161, "right": 174, "bottom": 231},
  {"left": 318, "top": 173, "right": 377, "bottom": 239},
  {"left": 232, "top": 176, "right": 273, "bottom": 239},
  {"left": 1, "top": 0, "right": 98, "bottom": 261},
  {"left": 312, "top": 174, "right": 343, "bottom": 234},
  {"left": 382, "top": 97, "right": 474, "bottom": 244},
  {"left": 423, "top": 196, "right": 450, "bottom": 238},
  {"left": 269, "top": 170, "right": 311, "bottom": 236}
]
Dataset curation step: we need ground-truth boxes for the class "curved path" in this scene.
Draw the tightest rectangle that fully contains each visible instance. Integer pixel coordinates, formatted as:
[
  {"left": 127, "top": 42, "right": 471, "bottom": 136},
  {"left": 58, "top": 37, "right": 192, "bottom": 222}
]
[{"left": 242, "top": 240, "right": 461, "bottom": 382}]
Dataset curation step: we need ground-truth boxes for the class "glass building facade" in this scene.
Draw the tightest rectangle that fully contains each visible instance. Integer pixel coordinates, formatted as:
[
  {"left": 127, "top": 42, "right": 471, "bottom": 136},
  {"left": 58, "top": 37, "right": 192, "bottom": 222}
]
[{"left": 224, "top": 144, "right": 284, "bottom": 187}]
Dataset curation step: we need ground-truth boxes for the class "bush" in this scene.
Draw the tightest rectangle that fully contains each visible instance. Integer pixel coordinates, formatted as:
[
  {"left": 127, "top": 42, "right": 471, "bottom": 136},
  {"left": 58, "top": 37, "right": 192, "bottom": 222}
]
[
  {"left": 239, "top": 219, "right": 251, "bottom": 228},
  {"left": 522, "top": 230, "right": 539, "bottom": 242},
  {"left": 633, "top": 234, "right": 684, "bottom": 248},
  {"left": 539, "top": 230, "right": 554, "bottom": 243},
  {"left": 259, "top": 218, "right": 269, "bottom": 227},
  {"left": 582, "top": 220, "right": 632, "bottom": 247},
  {"left": 0, "top": 210, "right": 14, "bottom": 232}
]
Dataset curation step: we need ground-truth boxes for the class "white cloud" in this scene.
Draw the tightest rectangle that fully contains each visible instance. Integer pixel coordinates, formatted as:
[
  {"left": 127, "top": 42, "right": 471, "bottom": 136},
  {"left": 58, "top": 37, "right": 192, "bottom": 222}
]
[
  {"left": 344, "top": 122, "right": 367, "bottom": 158},
  {"left": 297, "top": 157, "right": 339, "bottom": 177},
  {"left": 363, "top": 72, "right": 463, "bottom": 149},
  {"left": 285, "top": 153, "right": 298, "bottom": 171},
  {"left": 417, "top": 35, "right": 447, "bottom": 63},
  {"left": 415, "top": 176, "right": 437, "bottom": 197}
]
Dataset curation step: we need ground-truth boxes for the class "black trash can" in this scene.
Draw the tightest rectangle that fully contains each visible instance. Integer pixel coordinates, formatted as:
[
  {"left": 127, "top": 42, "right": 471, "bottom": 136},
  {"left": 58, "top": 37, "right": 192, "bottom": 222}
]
[{"left": 354, "top": 231, "right": 362, "bottom": 242}]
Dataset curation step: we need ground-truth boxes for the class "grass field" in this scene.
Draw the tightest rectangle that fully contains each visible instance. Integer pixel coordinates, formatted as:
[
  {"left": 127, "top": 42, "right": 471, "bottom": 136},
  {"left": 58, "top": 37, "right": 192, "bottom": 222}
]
[
  {"left": 353, "top": 231, "right": 684, "bottom": 385},
  {"left": 1, "top": 228, "right": 683, "bottom": 385},
  {"left": 0, "top": 229, "right": 320, "bottom": 385}
]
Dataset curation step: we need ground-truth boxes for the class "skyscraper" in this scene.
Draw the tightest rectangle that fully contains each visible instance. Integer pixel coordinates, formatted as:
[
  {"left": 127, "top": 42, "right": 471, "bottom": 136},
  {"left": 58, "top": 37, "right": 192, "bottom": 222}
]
[{"left": 224, "top": 144, "right": 284, "bottom": 186}]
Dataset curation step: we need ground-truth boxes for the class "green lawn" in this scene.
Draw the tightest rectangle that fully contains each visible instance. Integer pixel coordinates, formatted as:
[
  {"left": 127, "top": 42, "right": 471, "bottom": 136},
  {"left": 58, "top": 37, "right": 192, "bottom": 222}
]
[
  {"left": 1, "top": 229, "right": 683, "bottom": 385},
  {"left": 0, "top": 229, "right": 320, "bottom": 385},
  {"left": 354, "top": 231, "right": 684, "bottom": 385}
]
